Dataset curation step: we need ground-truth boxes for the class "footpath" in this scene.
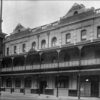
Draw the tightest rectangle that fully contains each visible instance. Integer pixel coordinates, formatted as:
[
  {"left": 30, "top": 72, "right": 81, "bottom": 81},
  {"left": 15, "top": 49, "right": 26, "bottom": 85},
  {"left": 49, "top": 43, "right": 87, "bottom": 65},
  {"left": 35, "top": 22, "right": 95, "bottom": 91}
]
[{"left": 0, "top": 92, "right": 100, "bottom": 100}]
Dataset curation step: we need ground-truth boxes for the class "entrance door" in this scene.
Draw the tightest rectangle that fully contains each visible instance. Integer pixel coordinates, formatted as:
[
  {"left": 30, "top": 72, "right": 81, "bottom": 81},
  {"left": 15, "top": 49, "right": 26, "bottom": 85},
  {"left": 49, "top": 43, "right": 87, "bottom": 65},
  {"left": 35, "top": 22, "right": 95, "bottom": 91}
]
[
  {"left": 39, "top": 81, "right": 47, "bottom": 94},
  {"left": 91, "top": 81, "right": 99, "bottom": 97}
]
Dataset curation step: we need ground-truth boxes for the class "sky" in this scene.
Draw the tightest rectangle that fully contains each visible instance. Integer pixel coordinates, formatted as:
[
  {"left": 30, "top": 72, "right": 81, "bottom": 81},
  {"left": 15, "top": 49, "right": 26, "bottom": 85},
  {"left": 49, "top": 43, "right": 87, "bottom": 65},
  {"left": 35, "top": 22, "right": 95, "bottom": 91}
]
[{"left": 2, "top": 0, "right": 100, "bottom": 35}]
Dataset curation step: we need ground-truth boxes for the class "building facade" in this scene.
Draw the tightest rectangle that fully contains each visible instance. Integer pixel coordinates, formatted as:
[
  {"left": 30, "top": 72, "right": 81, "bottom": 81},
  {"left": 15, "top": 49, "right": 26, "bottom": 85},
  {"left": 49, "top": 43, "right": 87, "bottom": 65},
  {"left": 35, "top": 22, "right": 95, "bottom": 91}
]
[{"left": 1, "top": 3, "right": 100, "bottom": 97}]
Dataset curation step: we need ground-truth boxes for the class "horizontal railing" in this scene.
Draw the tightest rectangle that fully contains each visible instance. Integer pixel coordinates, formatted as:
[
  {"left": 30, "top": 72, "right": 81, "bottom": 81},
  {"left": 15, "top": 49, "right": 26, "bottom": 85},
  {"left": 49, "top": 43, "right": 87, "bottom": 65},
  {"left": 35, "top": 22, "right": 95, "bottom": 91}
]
[{"left": 1, "top": 58, "right": 100, "bottom": 72}]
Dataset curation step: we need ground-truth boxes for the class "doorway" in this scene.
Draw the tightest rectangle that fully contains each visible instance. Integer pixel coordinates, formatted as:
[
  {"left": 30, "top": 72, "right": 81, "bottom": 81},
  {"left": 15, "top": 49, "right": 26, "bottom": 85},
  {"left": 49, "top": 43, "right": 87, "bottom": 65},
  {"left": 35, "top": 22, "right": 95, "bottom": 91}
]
[
  {"left": 91, "top": 81, "right": 99, "bottom": 97},
  {"left": 39, "top": 81, "right": 47, "bottom": 94}
]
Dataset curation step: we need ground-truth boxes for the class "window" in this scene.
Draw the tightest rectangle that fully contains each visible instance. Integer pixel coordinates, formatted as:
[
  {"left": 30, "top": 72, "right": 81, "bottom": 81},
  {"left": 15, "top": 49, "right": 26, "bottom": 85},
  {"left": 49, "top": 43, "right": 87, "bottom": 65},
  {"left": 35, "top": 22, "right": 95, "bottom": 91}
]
[
  {"left": 15, "top": 79, "right": 21, "bottom": 87},
  {"left": 74, "top": 11, "right": 78, "bottom": 15},
  {"left": 22, "top": 43, "right": 26, "bottom": 52},
  {"left": 97, "top": 26, "right": 100, "bottom": 38},
  {"left": 81, "top": 30, "right": 87, "bottom": 41},
  {"left": 6, "top": 78, "right": 12, "bottom": 87},
  {"left": 41, "top": 40, "right": 46, "bottom": 49},
  {"left": 55, "top": 76, "right": 69, "bottom": 88},
  {"left": 7, "top": 47, "right": 9, "bottom": 55},
  {"left": 32, "top": 41, "right": 36, "bottom": 49},
  {"left": 51, "top": 37, "right": 57, "bottom": 47},
  {"left": 24, "top": 78, "right": 31, "bottom": 88},
  {"left": 14, "top": 46, "right": 17, "bottom": 54},
  {"left": 66, "top": 33, "right": 71, "bottom": 43}
]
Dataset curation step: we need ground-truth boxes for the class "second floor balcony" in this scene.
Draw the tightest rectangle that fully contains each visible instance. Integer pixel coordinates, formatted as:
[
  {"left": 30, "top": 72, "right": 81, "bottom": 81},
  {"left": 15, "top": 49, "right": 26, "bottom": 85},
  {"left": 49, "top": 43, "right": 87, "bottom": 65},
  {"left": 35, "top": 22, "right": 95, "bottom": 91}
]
[{"left": 1, "top": 43, "right": 100, "bottom": 73}]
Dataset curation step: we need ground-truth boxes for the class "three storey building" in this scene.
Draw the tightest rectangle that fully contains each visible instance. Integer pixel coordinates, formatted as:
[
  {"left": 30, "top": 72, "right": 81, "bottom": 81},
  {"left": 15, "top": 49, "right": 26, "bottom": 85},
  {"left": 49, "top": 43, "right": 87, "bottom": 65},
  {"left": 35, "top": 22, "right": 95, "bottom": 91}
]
[{"left": 1, "top": 3, "right": 100, "bottom": 97}]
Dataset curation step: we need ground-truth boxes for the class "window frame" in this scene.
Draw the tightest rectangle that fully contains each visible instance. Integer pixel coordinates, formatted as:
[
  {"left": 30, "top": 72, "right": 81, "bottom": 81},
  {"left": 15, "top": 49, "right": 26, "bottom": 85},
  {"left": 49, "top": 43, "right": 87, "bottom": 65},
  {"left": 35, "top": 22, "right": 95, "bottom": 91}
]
[
  {"left": 81, "top": 29, "right": 87, "bottom": 41},
  {"left": 14, "top": 45, "right": 17, "bottom": 54},
  {"left": 66, "top": 33, "right": 71, "bottom": 44},
  {"left": 7, "top": 47, "right": 9, "bottom": 56},
  {"left": 51, "top": 37, "right": 57, "bottom": 47},
  {"left": 41, "top": 39, "right": 46, "bottom": 49},
  {"left": 97, "top": 26, "right": 100, "bottom": 38},
  {"left": 32, "top": 41, "right": 36, "bottom": 49},
  {"left": 55, "top": 76, "right": 69, "bottom": 88},
  {"left": 22, "top": 43, "right": 26, "bottom": 52}
]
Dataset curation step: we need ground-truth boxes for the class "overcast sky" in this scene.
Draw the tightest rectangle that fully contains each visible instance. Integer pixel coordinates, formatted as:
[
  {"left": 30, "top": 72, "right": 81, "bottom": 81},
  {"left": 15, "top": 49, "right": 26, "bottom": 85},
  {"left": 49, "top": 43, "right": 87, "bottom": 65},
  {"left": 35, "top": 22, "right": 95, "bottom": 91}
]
[{"left": 2, "top": 1, "right": 100, "bottom": 35}]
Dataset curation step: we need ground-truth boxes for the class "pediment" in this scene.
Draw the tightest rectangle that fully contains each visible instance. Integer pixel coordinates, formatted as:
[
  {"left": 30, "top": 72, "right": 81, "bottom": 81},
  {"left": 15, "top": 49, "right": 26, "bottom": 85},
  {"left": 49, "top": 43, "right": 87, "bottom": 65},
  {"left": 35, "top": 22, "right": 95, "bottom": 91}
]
[
  {"left": 13, "top": 23, "right": 26, "bottom": 34},
  {"left": 63, "top": 3, "right": 86, "bottom": 18}
]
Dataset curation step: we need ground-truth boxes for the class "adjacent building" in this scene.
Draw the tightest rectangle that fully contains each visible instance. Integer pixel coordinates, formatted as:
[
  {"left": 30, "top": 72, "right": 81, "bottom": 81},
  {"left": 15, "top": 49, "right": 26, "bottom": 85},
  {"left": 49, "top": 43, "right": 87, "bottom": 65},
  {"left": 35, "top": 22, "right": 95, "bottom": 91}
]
[{"left": 1, "top": 3, "right": 100, "bottom": 97}]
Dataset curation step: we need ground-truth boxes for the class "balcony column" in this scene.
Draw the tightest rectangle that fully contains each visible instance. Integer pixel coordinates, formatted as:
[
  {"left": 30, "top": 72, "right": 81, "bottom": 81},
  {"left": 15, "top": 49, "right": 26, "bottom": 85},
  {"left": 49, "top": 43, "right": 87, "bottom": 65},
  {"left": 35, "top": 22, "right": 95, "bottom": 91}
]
[
  {"left": 47, "top": 32, "right": 50, "bottom": 48},
  {"left": 77, "top": 46, "right": 82, "bottom": 100},
  {"left": 11, "top": 57, "right": 14, "bottom": 71},
  {"left": 38, "top": 52, "right": 43, "bottom": 96},
  {"left": 0, "top": 58, "right": 2, "bottom": 95},
  {"left": 23, "top": 55, "right": 27, "bottom": 95},
  {"left": 56, "top": 49, "right": 61, "bottom": 97}
]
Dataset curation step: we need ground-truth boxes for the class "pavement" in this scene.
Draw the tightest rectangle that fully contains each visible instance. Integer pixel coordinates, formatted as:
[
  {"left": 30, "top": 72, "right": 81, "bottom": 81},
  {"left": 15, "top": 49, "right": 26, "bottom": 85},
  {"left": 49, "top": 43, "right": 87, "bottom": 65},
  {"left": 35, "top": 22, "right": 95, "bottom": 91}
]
[{"left": 0, "top": 92, "right": 100, "bottom": 100}]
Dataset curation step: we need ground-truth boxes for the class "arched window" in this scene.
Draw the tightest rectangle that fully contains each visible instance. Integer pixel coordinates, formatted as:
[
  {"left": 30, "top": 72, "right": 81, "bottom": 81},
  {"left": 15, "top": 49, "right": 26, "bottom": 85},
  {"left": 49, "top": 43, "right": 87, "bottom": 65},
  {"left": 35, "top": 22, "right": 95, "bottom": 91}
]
[
  {"left": 32, "top": 41, "right": 36, "bottom": 49},
  {"left": 74, "top": 11, "right": 78, "bottom": 15},
  {"left": 97, "top": 26, "right": 100, "bottom": 38},
  {"left": 81, "top": 30, "right": 87, "bottom": 41},
  {"left": 51, "top": 37, "right": 57, "bottom": 47},
  {"left": 41, "top": 40, "right": 46, "bottom": 49},
  {"left": 66, "top": 33, "right": 71, "bottom": 43}
]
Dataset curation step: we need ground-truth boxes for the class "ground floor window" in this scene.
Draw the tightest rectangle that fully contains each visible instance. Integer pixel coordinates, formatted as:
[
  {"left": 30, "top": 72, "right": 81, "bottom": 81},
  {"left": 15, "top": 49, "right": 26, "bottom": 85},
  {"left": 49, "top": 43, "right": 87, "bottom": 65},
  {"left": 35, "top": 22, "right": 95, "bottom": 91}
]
[
  {"left": 24, "top": 78, "right": 32, "bottom": 88},
  {"left": 15, "top": 78, "right": 21, "bottom": 88},
  {"left": 6, "top": 78, "right": 12, "bottom": 87},
  {"left": 55, "top": 76, "right": 69, "bottom": 88}
]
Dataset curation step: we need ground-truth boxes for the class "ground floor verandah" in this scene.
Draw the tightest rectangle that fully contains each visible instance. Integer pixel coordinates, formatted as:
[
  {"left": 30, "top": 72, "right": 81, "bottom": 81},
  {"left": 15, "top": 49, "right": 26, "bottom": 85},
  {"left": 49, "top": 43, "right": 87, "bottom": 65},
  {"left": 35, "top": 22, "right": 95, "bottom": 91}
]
[{"left": 1, "top": 71, "right": 100, "bottom": 98}]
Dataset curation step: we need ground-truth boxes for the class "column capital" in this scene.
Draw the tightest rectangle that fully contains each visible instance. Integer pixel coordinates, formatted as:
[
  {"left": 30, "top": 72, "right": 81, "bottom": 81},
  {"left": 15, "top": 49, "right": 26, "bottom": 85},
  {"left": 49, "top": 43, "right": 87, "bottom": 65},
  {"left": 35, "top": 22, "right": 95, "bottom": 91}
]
[
  {"left": 11, "top": 57, "right": 14, "bottom": 60},
  {"left": 39, "top": 51, "right": 43, "bottom": 56},
  {"left": 47, "top": 31, "right": 50, "bottom": 36},
  {"left": 77, "top": 46, "right": 83, "bottom": 51},
  {"left": 24, "top": 54, "right": 27, "bottom": 58},
  {"left": 56, "top": 49, "right": 61, "bottom": 53}
]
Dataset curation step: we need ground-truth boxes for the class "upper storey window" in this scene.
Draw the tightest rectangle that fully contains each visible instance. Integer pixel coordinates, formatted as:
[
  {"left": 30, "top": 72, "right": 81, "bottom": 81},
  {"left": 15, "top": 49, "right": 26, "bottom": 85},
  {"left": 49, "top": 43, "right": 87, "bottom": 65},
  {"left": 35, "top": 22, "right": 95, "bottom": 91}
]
[
  {"left": 41, "top": 40, "right": 46, "bottom": 49},
  {"left": 51, "top": 37, "right": 57, "bottom": 47},
  {"left": 97, "top": 26, "right": 100, "bottom": 38},
  {"left": 81, "top": 30, "right": 87, "bottom": 41},
  {"left": 7, "top": 47, "right": 9, "bottom": 56},
  {"left": 14, "top": 46, "right": 17, "bottom": 54},
  {"left": 22, "top": 43, "right": 26, "bottom": 52},
  {"left": 66, "top": 33, "right": 71, "bottom": 43},
  {"left": 32, "top": 42, "right": 36, "bottom": 49}
]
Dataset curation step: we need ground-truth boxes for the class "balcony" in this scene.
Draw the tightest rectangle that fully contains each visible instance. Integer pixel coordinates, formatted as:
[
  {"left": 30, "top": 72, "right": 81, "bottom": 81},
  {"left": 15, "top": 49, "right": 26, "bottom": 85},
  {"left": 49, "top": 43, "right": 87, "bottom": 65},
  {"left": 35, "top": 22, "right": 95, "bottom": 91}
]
[{"left": 1, "top": 58, "right": 100, "bottom": 72}]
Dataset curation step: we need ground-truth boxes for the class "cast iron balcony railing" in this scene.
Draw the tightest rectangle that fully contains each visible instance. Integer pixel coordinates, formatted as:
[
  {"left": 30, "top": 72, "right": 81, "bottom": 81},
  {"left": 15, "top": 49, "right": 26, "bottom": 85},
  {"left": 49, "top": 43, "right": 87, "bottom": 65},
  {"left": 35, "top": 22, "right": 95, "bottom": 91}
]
[{"left": 1, "top": 58, "right": 100, "bottom": 72}]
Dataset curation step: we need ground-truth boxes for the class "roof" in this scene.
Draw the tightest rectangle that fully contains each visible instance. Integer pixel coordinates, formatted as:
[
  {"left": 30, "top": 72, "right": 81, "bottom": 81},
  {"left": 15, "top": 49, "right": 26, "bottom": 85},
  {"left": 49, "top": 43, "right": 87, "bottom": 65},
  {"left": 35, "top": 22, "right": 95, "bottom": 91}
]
[{"left": 4, "top": 3, "right": 98, "bottom": 43}]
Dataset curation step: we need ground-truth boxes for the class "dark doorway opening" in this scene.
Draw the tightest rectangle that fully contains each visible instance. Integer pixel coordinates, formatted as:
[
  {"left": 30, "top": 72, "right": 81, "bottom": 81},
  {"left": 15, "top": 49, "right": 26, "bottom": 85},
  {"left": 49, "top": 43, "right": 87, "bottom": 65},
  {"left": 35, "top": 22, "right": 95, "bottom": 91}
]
[
  {"left": 39, "top": 81, "right": 47, "bottom": 94},
  {"left": 91, "top": 81, "right": 99, "bottom": 97}
]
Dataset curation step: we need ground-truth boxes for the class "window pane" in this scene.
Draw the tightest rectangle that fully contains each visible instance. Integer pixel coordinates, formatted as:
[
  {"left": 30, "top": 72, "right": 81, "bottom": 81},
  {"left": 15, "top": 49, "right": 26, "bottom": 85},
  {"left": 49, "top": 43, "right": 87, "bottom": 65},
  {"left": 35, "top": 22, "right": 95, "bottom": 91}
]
[
  {"left": 14, "top": 46, "right": 17, "bottom": 54},
  {"left": 81, "top": 30, "right": 86, "bottom": 41},
  {"left": 7, "top": 47, "right": 9, "bottom": 55},
  {"left": 52, "top": 37, "right": 57, "bottom": 47},
  {"left": 66, "top": 33, "right": 71, "bottom": 43},
  {"left": 97, "top": 27, "right": 100, "bottom": 38},
  {"left": 32, "top": 42, "right": 36, "bottom": 49},
  {"left": 22, "top": 44, "right": 26, "bottom": 52},
  {"left": 41, "top": 40, "right": 46, "bottom": 48}
]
